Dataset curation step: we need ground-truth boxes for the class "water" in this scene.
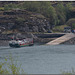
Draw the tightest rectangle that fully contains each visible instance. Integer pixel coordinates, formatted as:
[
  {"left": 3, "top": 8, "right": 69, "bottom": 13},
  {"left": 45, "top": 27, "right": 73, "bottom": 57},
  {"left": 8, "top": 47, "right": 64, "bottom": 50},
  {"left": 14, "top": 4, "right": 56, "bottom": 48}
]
[{"left": 0, "top": 44, "right": 75, "bottom": 74}]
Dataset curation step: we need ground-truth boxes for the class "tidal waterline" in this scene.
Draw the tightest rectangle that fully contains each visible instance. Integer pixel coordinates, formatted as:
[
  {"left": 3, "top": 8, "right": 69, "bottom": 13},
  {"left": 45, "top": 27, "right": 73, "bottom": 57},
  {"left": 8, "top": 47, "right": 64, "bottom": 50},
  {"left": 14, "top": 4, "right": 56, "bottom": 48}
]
[{"left": 0, "top": 44, "right": 75, "bottom": 74}]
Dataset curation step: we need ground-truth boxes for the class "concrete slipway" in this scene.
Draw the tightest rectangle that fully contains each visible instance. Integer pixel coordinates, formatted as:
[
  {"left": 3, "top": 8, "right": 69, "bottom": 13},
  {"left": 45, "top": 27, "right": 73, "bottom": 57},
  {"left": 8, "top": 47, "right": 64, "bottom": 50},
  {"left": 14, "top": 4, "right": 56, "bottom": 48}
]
[{"left": 46, "top": 33, "right": 75, "bottom": 45}]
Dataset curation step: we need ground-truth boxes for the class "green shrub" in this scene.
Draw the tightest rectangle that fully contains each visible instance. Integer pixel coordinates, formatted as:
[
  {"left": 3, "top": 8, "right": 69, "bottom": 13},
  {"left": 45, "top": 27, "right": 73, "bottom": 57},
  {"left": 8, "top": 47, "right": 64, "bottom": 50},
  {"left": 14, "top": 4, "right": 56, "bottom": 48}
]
[
  {"left": 0, "top": 7, "right": 4, "bottom": 11},
  {"left": 53, "top": 25, "right": 68, "bottom": 32},
  {"left": 0, "top": 56, "right": 24, "bottom": 74},
  {"left": 66, "top": 18, "right": 75, "bottom": 29}
]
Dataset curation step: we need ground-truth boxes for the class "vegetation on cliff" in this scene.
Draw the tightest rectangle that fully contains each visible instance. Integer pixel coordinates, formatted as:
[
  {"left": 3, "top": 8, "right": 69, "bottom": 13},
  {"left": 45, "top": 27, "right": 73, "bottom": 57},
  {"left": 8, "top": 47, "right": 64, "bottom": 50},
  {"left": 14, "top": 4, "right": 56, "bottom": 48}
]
[
  {"left": 66, "top": 18, "right": 75, "bottom": 30},
  {"left": 0, "top": 1, "right": 75, "bottom": 33},
  {"left": 4, "top": 2, "right": 73, "bottom": 22}
]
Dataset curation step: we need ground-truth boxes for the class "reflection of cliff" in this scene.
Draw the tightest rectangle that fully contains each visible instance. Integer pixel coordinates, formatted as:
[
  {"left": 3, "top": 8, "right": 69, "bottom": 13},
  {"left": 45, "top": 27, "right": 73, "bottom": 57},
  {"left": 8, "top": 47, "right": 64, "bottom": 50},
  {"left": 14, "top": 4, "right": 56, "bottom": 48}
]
[{"left": 0, "top": 9, "right": 51, "bottom": 33}]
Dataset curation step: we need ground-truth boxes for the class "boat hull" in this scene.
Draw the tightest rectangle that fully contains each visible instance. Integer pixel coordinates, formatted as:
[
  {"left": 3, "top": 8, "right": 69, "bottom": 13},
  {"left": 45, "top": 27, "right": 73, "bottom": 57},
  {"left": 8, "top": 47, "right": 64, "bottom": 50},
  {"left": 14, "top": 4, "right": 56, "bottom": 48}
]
[
  {"left": 9, "top": 43, "right": 20, "bottom": 48},
  {"left": 9, "top": 43, "right": 34, "bottom": 48}
]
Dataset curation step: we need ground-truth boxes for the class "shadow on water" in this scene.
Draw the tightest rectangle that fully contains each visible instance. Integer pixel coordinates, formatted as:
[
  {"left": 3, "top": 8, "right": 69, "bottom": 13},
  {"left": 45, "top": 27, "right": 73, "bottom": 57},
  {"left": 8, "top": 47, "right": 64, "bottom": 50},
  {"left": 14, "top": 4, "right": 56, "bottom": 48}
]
[{"left": 34, "top": 42, "right": 46, "bottom": 46}]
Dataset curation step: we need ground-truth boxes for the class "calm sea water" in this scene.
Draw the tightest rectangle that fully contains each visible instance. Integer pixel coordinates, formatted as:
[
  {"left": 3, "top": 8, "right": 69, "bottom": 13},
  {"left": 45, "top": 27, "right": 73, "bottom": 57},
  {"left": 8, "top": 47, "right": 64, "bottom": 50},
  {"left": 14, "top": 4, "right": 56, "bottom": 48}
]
[{"left": 0, "top": 44, "right": 75, "bottom": 74}]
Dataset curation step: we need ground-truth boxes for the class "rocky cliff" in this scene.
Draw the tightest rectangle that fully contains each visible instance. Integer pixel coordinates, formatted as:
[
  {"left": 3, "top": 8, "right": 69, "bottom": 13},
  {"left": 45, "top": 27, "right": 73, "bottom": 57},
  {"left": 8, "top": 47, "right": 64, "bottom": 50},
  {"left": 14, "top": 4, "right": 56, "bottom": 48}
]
[{"left": 0, "top": 9, "right": 51, "bottom": 33}]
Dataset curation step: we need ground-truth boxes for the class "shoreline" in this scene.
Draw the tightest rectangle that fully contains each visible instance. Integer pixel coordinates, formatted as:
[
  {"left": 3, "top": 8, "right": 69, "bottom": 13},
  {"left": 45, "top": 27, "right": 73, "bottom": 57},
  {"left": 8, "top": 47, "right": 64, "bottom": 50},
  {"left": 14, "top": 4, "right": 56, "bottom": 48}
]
[
  {"left": 0, "top": 38, "right": 55, "bottom": 46},
  {"left": 0, "top": 33, "right": 75, "bottom": 46}
]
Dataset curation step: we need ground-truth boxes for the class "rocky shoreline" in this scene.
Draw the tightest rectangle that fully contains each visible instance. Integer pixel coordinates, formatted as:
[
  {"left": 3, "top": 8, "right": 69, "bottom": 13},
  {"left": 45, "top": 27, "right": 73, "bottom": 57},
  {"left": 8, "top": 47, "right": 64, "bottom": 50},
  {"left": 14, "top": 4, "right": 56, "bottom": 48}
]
[
  {"left": 0, "top": 38, "right": 56, "bottom": 46},
  {"left": 0, "top": 33, "right": 57, "bottom": 46},
  {"left": 0, "top": 33, "right": 75, "bottom": 46}
]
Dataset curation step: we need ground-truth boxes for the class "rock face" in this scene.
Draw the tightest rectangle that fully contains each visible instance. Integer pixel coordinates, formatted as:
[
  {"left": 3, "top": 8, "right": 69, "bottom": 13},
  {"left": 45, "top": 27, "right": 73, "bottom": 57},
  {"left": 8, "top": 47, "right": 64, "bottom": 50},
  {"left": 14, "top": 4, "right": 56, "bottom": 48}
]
[{"left": 0, "top": 9, "right": 51, "bottom": 33}]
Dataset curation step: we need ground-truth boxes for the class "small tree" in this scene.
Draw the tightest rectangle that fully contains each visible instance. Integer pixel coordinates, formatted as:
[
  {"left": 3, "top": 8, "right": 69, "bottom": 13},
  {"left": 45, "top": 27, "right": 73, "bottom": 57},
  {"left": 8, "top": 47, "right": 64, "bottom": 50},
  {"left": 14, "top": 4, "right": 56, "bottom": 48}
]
[
  {"left": 56, "top": 2, "right": 66, "bottom": 25},
  {"left": 65, "top": 2, "right": 73, "bottom": 20}
]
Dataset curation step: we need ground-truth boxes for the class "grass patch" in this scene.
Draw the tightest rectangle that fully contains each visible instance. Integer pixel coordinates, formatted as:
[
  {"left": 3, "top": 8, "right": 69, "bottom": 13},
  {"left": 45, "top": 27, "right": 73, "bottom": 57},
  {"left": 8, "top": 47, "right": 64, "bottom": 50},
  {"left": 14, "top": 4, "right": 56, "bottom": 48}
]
[
  {"left": 52, "top": 25, "right": 68, "bottom": 33},
  {"left": 0, "top": 7, "right": 4, "bottom": 11}
]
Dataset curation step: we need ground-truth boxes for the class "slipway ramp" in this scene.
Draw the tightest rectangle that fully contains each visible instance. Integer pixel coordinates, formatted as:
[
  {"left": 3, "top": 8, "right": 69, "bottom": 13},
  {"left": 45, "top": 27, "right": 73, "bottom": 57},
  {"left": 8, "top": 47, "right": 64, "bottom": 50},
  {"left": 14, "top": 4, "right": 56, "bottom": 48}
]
[{"left": 46, "top": 33, "right": 75, "bottom": 45}]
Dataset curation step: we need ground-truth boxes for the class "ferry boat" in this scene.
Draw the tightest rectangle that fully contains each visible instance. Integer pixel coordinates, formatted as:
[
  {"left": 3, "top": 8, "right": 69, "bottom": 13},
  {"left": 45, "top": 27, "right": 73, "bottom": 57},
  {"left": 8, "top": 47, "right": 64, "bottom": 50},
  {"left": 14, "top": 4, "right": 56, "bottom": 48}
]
[{"left": 9, "top": 38, "right": 34, "bottom": 48}]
